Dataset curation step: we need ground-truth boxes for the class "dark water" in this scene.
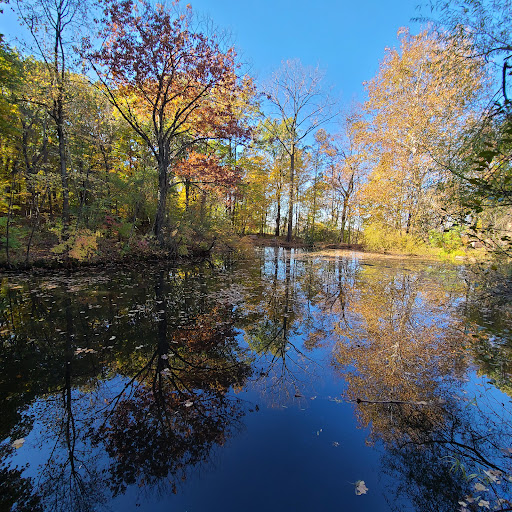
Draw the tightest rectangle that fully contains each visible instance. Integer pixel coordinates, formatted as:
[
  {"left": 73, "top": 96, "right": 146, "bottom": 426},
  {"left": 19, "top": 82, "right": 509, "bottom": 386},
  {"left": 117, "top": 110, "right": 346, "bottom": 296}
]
[{"left": 1, "top": 248, "right": 512, "bottom": 512}]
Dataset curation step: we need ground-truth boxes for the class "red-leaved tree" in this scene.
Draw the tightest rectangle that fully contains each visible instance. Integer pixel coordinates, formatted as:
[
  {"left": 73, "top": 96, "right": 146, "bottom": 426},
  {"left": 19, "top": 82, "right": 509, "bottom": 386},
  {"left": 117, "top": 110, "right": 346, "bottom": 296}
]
[
  {"left": 86, "top": 0, "right": 250, "bottom": 243},
  {"left": 175, "top": 149, "right": 241, "bottom": 213}
]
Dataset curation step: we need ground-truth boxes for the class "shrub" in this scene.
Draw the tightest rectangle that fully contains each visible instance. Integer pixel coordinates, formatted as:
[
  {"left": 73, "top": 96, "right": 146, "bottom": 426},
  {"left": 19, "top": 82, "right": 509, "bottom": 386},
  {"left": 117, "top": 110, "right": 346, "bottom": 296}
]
[
  {"left": 428, "top": 227, "right": 465, "bottom": 253},
  {"left": 51, "top": 229, "right": 100, "bottom": 262},
  {"left": 363, "top": 221, "right": 429, "bottom": 255}
]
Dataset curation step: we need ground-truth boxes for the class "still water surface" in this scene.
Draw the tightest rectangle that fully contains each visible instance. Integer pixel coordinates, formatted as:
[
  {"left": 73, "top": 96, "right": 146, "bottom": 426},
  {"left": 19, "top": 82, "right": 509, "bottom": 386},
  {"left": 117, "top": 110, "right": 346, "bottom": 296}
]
[{"left": 1, "top": 248, "right": 512, "bottom": 511}]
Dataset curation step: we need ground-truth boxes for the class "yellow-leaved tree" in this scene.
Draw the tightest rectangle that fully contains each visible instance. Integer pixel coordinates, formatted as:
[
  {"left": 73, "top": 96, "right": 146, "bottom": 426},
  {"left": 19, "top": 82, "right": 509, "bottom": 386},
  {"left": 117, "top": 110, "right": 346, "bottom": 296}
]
[{"left": 359, "top": 29, "right": 488, "bottom": 249}]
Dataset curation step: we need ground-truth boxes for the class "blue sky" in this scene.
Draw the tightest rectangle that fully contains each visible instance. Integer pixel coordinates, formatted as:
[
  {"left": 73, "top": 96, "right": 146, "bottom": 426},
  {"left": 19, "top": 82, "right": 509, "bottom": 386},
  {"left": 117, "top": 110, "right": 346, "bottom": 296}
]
[
  {"left": 1, "top": 0, "right": 422, "bottom": 104},
  {"left": 189, "top": 0, "right": 422, "bottom": 103}
]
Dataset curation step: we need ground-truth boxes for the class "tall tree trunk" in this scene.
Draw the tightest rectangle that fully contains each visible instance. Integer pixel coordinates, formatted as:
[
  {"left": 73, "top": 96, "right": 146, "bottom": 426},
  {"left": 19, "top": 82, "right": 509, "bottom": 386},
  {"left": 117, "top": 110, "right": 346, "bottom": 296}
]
[
  {"left": 286, "top": 148, "right": 295, "bottom": 243},
  {"left": 231, "top": 193, "right": 237, "bottom": 227},
  {"left": 185, "top": 179, "right": 190, "bottom": 212},
  {"left": 53, "top": 2, "right": 70, "bottom": 239},
  {"left": 200, "top": 190, "right": 207, "bottom": 223},
  {"left": 5, "top": 164, "right": 16, "bottom": 267},
  {"left": 340, "top": 200, "right": 349, "bottom": 243},
  {"left": 340, "top": 174, "right": 354, "bottom": 243},
  {"left": 275, "top": 189, "right": 281, "bottom": 237},
  {"left": 56, "top": 108, "right": 70, "bottom": 237},
  {"left": 311, "top": 172, "right": 318, "bottom": 240},
  {"left": 154, "top": 158, "right": 168, "bottom": 244}
]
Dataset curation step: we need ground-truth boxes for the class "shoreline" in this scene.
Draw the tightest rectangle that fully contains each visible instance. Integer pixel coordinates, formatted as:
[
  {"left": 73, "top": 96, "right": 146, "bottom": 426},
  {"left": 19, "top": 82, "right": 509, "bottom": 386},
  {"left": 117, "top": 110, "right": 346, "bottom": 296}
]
[{"left": 0, "top": 234, "right": 485, "bottom": 273}]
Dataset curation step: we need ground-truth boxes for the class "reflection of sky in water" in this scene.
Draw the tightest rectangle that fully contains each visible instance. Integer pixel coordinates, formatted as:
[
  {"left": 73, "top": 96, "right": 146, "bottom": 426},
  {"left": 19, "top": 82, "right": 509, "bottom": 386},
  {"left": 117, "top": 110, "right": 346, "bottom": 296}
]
[{"left": 1, "top": 250, "right": 512, "bottom": 511}]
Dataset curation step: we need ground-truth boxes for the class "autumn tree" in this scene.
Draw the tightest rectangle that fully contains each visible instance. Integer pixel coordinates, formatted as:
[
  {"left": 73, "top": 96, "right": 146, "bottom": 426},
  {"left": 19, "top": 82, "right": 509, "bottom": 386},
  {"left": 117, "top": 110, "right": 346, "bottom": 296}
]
[
  {"left": 309, "top": 117, "right": 365, "bottom": 243},
  {"left": 332, "top": 112, "right": 367, "bottom": 242},
  {"left": 359, "top": 29, "right": 487, "bottom": 240},
  {"left": 174, "top": 145, "right": 242, "bottom": 227},
  {"left": 263, "top": 59, "right": 335, "bottom": 242},
  {"left": 87, "top": 0, "right": 250, "bottom": 244},
  {"left": 303, "top": 129, "right": 327, "bottom": 240},
  {"left": 423, "top": 2, "right": 512, "bottom": 252},
  {"left": 251, "top": 120, "right": 292, "bottom": 237},
  {"left": 15, "top": 0, "right": 90, "bottom": 238},
  {"left": 229, "top": 146, "right": 271, "bottom": 234}
]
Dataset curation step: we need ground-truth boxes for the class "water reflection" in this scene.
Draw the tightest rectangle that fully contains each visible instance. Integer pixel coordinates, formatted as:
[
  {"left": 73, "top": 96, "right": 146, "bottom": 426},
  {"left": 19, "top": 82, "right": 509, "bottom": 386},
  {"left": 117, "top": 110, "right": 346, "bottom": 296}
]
[
  {"left": 461, "top": 266, "right": 512, "bottom": 398},
  {"left": 1, "top": 251, "right": 512, "bottom": 511},
  {"left": 0, "top": 266, "right": 251, "bottom": 510},
  {"left": 325, "top": 258, "right": 512, "bottom": 510},
  {"left": 332, "top": 265, "right": 468, "bottom": 437},
  {"left": 242, "top": 248, "right": 319, "bottom": 404}
]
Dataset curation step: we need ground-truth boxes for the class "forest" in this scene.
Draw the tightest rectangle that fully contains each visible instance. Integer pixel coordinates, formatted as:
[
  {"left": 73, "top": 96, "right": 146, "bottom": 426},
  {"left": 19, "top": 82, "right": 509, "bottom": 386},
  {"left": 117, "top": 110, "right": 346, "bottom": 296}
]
[
  {"left": 0, "top": 0, "right": 511, "bottom": 267},
  {"left": 3, "top": 3, "right": 512, "bottom": 511}
]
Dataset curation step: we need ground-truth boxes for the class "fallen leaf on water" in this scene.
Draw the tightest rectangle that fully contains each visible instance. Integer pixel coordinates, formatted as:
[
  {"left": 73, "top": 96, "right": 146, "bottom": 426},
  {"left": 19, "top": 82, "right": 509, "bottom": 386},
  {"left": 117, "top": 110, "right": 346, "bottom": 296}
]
[
  {"left": 12, "top": 438, "right": 25, "bottom": 449},
  {"left": 483, "top": 469, "right": 502, "bottom": 484},
  {"left": 474, "top": 482, "right": 488, "bottom": 492},
  {"left": 355, "top": 480, "right": 368, "bottom": 495},
  {"left": 184, "top": 401, "right": 193, "bottom": 407}
]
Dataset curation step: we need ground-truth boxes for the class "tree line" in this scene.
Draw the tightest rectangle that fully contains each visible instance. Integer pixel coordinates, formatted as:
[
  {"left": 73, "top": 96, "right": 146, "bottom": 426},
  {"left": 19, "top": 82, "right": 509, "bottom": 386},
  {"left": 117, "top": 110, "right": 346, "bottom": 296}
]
[{"left": 0, "top": 0, "right": 510, "bottom": 265}]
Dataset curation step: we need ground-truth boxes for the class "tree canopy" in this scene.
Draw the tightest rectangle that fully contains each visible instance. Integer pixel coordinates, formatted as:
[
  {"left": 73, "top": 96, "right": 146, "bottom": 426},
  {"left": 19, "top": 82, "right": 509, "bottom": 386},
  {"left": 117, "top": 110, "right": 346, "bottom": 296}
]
[{"left": 0, "top": 0, "right": 510, "bottom": 266}]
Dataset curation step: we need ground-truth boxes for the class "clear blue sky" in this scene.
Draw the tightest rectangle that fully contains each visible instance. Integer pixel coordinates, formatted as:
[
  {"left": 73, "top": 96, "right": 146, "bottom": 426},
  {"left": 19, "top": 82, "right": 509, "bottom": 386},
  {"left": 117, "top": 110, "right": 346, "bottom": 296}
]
[
  {"left": 189, "top": 0, "right": 422, "bottom": 103},
  {"left": 1, "top": 0, "right": 422, "bottom": 104}
]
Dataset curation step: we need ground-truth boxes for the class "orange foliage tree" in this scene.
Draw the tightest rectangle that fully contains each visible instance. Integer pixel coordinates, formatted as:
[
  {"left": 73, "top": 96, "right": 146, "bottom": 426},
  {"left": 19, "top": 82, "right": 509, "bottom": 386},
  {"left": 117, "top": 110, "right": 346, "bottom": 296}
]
[
  {"left": 86, "top": 0, "right": 251, "bottom": 243},
  {"left": 174, "top": 148, "right": 241, "bottom": 215}
]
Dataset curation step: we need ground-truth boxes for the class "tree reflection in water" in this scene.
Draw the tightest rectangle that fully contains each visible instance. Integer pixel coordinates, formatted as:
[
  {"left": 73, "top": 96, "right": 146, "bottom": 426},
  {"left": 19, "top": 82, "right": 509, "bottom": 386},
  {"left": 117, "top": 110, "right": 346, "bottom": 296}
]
[
  {"left": 1, "top": 252, "right": 512, "bottom": 512},
  {"left": 0, "top": 266, "right": 251, "bottom": 509},
  {"left": 328, "top": 259, "right": 512, "bottom": 511},
  {"left": 242, "top": 248, "right": 317, "bottom": 403},
  {"left": 96, "top": 270, "right": 251, "bottom": 496}
]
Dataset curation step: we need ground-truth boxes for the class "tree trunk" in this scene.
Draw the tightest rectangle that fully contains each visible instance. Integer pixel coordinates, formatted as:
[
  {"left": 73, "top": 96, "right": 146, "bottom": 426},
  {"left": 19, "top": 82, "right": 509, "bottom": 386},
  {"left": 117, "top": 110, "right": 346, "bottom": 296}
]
[
  {"left": 5, "top": 166, "right": 16, "bottom": 267},
  {"left": 340, "top": 173, "right": 355, "bottom": 243},
  {"left": 154, "top": 157, "right": 168, "bottom": 244},
  {"left": 185, "top": 179, "right": 190, "bottom": 212},
  {"left": 56, "top": 98, "right": 70, "bottom": 239},
  {"left": 286, "top": 148, "right": 295, "bottom": 243},
  {"left": 53, "top": 2, "right": 70, "bottom": 240},
  {"left": 200, "top": 190, "right": 207, "bottom": 223},
  {"left": 311, "top": 172, "right": 318, "bottom": 240},
  {"left": 275, "top": 189, "right": 281, "bottom": 237},
  {"left": 340, "top": 200, "right": 348, "bottom": 243}
]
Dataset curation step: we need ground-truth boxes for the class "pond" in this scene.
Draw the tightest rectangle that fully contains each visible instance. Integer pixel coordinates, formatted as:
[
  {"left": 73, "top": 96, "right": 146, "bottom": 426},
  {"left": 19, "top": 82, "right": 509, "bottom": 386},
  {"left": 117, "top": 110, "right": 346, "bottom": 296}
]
[{"left": 1, "top": 248, "right": 512, "bottom": 512}]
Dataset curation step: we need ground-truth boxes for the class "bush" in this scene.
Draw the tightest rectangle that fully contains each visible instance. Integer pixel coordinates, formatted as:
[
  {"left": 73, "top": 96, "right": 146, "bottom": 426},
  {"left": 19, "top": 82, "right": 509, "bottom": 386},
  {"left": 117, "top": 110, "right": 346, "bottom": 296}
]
[
  {"left": 428, "top": 227, "right": 465, "bottom": 253},
  {"left": 363, "top": 222, "right": 429, "bottom": 255},
  {"left": 303, "top": 224, "right": 339, "bottom": 245},
  {"left": 51, "top": 229, "right": 101, "bottom": 262}
]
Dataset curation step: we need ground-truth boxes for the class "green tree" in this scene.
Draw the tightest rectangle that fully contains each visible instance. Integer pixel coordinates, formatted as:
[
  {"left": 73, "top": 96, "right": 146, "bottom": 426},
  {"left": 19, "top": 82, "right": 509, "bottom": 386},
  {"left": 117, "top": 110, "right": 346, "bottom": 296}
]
[{"left": 15, "top": 0, "right": 90, "bottom": 238}]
